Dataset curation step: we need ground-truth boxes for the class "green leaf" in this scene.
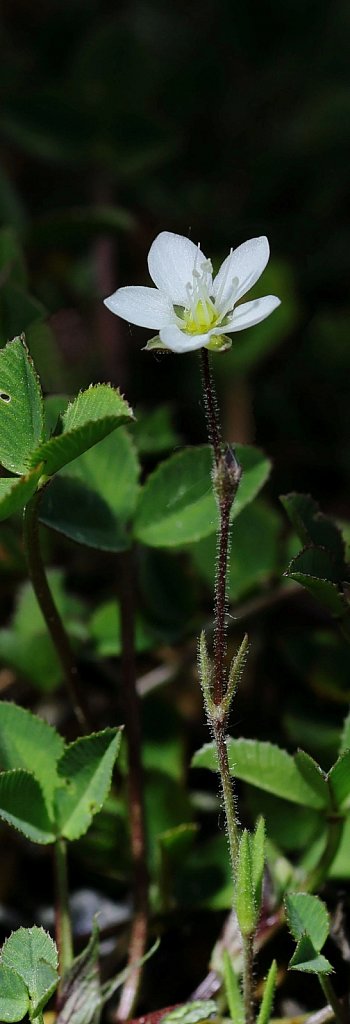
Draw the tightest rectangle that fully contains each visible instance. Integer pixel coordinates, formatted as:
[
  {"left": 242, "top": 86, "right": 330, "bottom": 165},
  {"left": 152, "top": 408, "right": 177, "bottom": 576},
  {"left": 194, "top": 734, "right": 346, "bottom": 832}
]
[
  {"left": 0, "top": 465, "right": 43, "bottom": 523},
  {"left": 281, "top": 493, "right": 346, "bottom": 574},
  {"left": 0, "top": 702, "right": 64, "bottom": 813},
  {"left": 289, "top": 935, "right": 333, "bottom": 975},
  {"left": 192, "top": 500, "right": 281, "bottom": 601},
  {"left": 30, "top": 385, "right": 133, "bottom": 476},
  {"left": 134, "top": 444, "right": 271, "bottom": 548},
  {"left": 89, "top": 600, "right": 155, "bottom": 657},
  {"left": 55, "top": 729, "right": 122, "bottom": 840},
  {"left": 285, "top": 547, "right": 349, "bottom": 617},
  {"left": 0, "top": 964, "right": 30, "bottom": 1023},
  {"left": 0, "top": 336, "right": 44, "bottom": 474},
  {"left": 131, "top": 404, "right": 180, "bottom": 455},
  {"left": 339, "top": 712, "right": 350, "bottom": 754},
  {"left": 39, "top": 428, "right": 140, "bottom": 551},
  {"left": 0, "top": 770, "right": 55, "bottom": 843},
  {"left": 328, "top": 750, "right": 350, "bottom": 809},
  {"left": 1, "top": 927, "right": 58, "bottom": 1018},
  {"left": 256, "top": 960, "right": 277, "bottom": 1024},
  {"left": 192, "top": 738, "right": 328, "bottom": 808},
  {"left": 55, "top": 922, "right": 100, "bottom": 1024},
  {"left": 223, "top": 950, "right": 244, "bottom": 1024},
  {"left": 285, "top": 893, "right": 330, "bottom": 950},
  {"left": 294, "top": 751, "right": 330, "bottom": 808}
]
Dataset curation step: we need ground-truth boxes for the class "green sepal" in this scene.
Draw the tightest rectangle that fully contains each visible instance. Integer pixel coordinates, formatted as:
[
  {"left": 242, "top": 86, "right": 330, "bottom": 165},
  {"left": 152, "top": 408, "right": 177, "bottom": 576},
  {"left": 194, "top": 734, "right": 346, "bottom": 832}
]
[
  {"left": 235, "top": 829, "right": 256, "bottom": 935},
  {"left": 205, "top": 335, "right": 232, "bottom": 353},
  {"left": 251, "top": 816, "right": 265, "bottom": 915},
  {"left": 143, "top": 335, "right": 169, "bottom": 352},
  {"left": 198, "top": 630, "right": 213, "bottom": 711}
]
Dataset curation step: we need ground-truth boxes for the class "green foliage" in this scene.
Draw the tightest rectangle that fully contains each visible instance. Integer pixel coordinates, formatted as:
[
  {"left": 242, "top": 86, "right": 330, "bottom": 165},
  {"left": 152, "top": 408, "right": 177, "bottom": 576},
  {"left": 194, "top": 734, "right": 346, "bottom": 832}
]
[
  {"left": 0, "top": 703, "right": 121, "bottom": 844},
  {"left": 285, "top": 892, "right": 330, "bottom": 949},
  {"left": 0, "top": 336, "right": 44, "bottom": 474},
  {"left": 55, "top": 923, "right": 100, "bottom": 1024},
  {"left": 55, "top": 729, "right": 122, "bottom": 840},
  {"left": 282, "top": 493, "right": 350, "bottom": 628},
  {"left": 328, "top": 749, "right": 350, "bottom": 809},
  {"left": 30, "top": 385, "right": 134, "bottom": 476},
  {"left": 134, "top": 444, "right": 271, "bottom": 548},
  {"left": 0, "top": 927, "right": 59, "bottom": 1021},
  {"left": 192, "top": 738, "right": 329, "bottom": 808},
  {"left": 39, "top": 428, "right": 140, "bottom": 550},
  {"left": 89, "top": 599, "right": 155, "bottom": 656},
  {"left": 286, "top": 893, "right": 333, "bottom": 976},
  {"left": 0, "top": 466, "right": 43, "bottom": 522},
  {"left": 0, "top": 770, "right": 55, "bottom": 844},
  {"left": 0, "top": 571, "right": 86, "bottom": 691},
  {"left": 0, "top": 964, "right": 30, "bottom": 1023},
  {"left": 131, "top": 404, "right": 181, "bottom": 454}
]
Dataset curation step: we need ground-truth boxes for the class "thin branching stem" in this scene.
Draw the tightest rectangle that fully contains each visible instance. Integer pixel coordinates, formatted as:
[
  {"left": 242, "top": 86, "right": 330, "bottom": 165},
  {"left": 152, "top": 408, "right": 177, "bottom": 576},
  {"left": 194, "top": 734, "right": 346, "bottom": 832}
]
[
  {"left": 23, "top": 490, "right": 90, "bottom": 732},
  {"left": 116, "top": 548, "right": 148, "bottom": 1023}
]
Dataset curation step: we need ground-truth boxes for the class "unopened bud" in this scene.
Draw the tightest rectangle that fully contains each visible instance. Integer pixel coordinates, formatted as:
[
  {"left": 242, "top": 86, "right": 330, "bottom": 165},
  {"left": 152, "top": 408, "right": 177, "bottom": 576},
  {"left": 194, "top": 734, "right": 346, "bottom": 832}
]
[{"left": 213, "top": 445, "right": 242, "bottom": 503}]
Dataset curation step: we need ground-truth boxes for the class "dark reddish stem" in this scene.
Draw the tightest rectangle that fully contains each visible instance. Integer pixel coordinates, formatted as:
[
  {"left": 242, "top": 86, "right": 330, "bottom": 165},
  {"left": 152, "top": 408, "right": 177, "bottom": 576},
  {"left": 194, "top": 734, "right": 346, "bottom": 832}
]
[
  {"left": 200, "top": 347, "right": 222, "bottom": 466},
  {"left": 23, "top": 490, "right": 90, "bottom": 732},
  {"left": 116, "top": 549, "right": 148, "bottom": 1022}
]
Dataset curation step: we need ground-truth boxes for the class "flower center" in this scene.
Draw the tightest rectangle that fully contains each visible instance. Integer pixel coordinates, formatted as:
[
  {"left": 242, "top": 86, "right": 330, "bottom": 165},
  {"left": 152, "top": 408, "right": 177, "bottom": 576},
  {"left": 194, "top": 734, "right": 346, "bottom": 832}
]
[{"left": 181, "top": 255, "right": 219, "bottom": 335}]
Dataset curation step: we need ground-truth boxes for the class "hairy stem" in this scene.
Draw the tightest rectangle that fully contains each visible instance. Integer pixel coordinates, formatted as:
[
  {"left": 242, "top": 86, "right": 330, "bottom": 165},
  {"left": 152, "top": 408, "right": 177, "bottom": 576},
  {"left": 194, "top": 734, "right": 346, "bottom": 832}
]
[
  {"left": 212, "top": 718, "right": 239, "bottom": 873},
  {"left": 116, "top": 549, "right": 148, "bottom": 1023},
  {"left": 23, "top": 490, "right": 90, "bottom": 731},
  {"left": 54, "top": 839, "right": 73, "bottom": 986},
  {"left": 242, "top": 934, "right": 255, "bottom": 1024},
  {"left": 199, "top": 349, "right": 254, "bottom": 1022},
  {"left": 200, "top": 347, "right": 222, "bottom": 466}
]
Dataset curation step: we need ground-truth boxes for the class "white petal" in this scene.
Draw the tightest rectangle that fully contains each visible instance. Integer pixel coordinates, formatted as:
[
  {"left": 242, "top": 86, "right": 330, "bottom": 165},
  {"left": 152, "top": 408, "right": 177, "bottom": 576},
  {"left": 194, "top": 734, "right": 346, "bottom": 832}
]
[
  {"left": 104, "top": 286, "right": 173, "bottom": 329},
  {"left": 159, "top": 324, "right": 211, "bottom": 353},
  {"left": 213, "top": 236, "right": 270, "bottom": 311},
  {"left": 148, "top": 231, "right": 208, "bottom": 305},
  {"left": 224, "top": 295, "right": 281, "bottom": 332}
]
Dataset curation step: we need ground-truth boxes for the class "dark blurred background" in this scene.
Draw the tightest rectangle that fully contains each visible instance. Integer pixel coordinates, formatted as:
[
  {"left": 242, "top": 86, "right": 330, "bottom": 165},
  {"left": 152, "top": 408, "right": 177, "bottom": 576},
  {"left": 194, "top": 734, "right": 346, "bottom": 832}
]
[{"left": 0, "top": 0, "right": 349, "bottom": 505}]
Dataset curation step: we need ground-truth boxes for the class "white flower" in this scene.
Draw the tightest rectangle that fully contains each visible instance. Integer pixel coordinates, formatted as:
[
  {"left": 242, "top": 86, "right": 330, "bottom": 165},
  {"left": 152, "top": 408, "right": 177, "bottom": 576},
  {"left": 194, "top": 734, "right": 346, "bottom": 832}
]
[{"left": 104, "top": 231, "right": 281, "bottom": 354}]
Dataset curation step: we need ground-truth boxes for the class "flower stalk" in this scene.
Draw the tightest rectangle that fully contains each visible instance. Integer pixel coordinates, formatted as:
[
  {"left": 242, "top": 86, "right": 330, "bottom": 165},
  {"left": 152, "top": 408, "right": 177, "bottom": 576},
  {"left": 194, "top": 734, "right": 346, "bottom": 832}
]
[{"left": 199, "top": 347, "right": 255, "bottom": 1023}]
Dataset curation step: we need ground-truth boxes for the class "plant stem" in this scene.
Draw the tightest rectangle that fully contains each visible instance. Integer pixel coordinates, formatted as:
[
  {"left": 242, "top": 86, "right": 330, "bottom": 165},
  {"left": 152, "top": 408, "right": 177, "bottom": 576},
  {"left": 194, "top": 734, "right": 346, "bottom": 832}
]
[
  {"left": 212, "top": 717, "right": 239, "bottom": 874},
  {"left": 23, "top": 490, "right": 90, "bottom": 732},
  {"left": 319, "top": 975, "right": 348, "bottom": 1024},
  {"left": 200, "top": 346, "right": 222, "bottom": 466},
  {"left": 242, "top": 934, "right": 255, "bottom": 1024},
  {"left": 199, "top": 349, "right": 253, "bottom": 1021},
  {"left": 54, "top": 838, "right": 73, "bottom": 984},
  {"left": 116, "top": 548, "right": 148, "bottom": 1023}
]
